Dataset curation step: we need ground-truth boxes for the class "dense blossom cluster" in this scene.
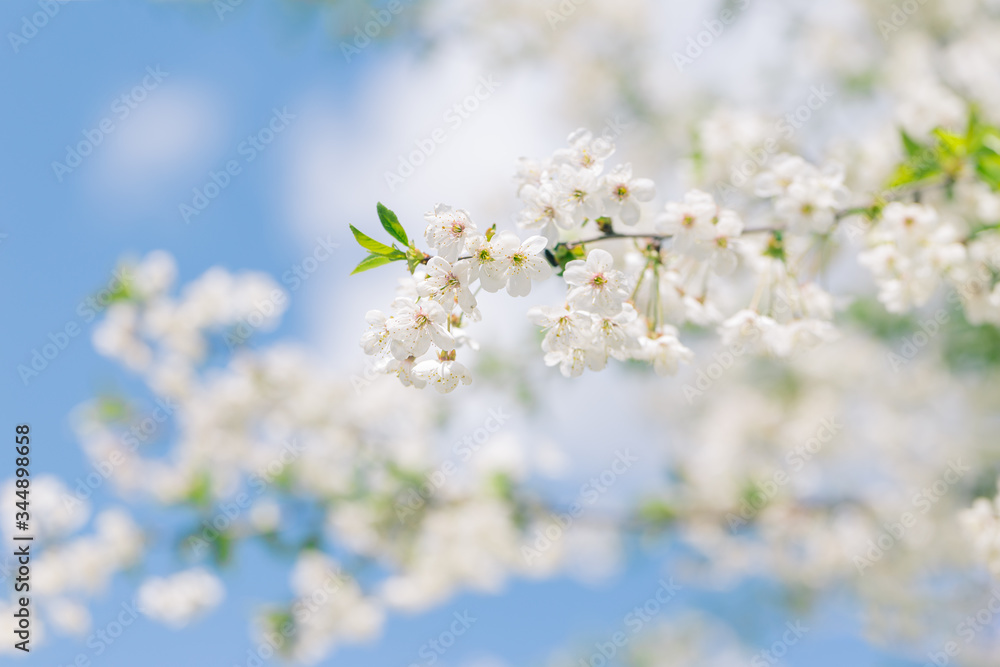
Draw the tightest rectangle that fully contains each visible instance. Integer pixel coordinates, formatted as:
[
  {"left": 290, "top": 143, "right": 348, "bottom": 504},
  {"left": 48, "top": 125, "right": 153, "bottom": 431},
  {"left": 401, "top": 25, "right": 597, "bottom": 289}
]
[
  {"left": 361, "top": 209, "right": 552, "bottom": 391},
  {"left": 359, "top": 106, "right": 1000, "bottom": 396},
  {"left": 858, "top": 202, "right": 968, "bottom": 312},
  {"left": 360, "top": 132, "right": 863, "bottom": 390}
]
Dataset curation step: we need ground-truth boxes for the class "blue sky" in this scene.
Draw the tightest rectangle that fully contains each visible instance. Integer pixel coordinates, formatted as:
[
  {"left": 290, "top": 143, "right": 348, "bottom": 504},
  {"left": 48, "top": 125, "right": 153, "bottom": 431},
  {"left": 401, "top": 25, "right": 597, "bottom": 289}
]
[{"left": 0, "top": 1, "right": 929, "bottom": 665}]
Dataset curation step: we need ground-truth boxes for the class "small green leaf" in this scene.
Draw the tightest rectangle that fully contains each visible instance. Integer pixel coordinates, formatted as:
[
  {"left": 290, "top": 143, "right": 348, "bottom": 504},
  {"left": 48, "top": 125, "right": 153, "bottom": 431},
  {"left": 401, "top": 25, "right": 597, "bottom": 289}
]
[
  {"left": 377, "top": 203, "right": 408, "bottom": 246},
  {"left": 186, "top": 472, "right": 213, "bottom": 509},
  {"left": 975, "top": 153, "right": 1000, "bottom": 190},
  {"left": 890, "top": 128, "right": 944, "bottom": 189},
  {"left": 96, "top": 395, "right": 129, "bottom": 422},
  {"left": 211, "top": 530, "right": 233, "bottom": 566},
  {"left": 489, "top": 472, "right": 514, "bottom": 502},
  {"left": 549, "top": 244, "right": 585, "bottom": 275},
  {"left": 636, "top": 499, "right": 677, "bottom": 527},
  {"left": 900, "top": 130, "right": 925, "bottom": 158},
  {"left": 405, "top": 247, "right": 428, "bottom": 274},
  {"left": 762, "top": 231, "right": 786, "bottom": 261},
  {"left": 351, "top": 254, "right": 396, "bottom": 274},
  {"left": 350, "top": 225, "right": 398, "bottom": 256},
  {"left": 888, "top": 159, "right": 942, "bottom": 189},
  {"left": 932, "top": 128, "right": 965, "bottom": 157}
]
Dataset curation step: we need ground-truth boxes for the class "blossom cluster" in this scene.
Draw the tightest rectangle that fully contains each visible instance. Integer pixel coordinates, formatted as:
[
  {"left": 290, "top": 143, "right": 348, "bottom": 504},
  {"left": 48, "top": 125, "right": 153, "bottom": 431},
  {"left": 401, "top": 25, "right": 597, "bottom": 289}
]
[
  {"left": 361, "top": 205, "right": 552, "bottom": 392},
  {"left": 357, "top": 131, "right": 861, "bottom": 391},
  {"left": 0, "top": 477, "right": 144, "bottom": 649},
  {"left": 516, "top": 128, "right": 655, "bottom": 239},
  {"left": 53, "top": 251, "right": 593, "bottom": 661},
  {"left": 859, "top": 202, "right": 967, "bottom": 313}
]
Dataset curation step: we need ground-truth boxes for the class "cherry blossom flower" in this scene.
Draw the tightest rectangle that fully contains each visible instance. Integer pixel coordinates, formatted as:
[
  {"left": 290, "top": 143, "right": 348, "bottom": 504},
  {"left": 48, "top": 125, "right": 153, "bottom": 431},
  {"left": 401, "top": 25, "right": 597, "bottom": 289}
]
[
  {"left": 552, "top": 127, "right": 615, "bottom": 172},
  {"left": 602, "top": 163, "right": 655, "bottom": 225},
  {"left": 563, "top": 248, "right": 631, "bottom": 315},
  {"left": 518, "top": 182, "right": 575, "bottom": 244},
  {"left": 417, "top": 257, "right": 479, "bottom": 316},
  {"left": 385, "top": 298, "right": 455, "bottom": 359},
  {"left": 413, "top": 353, "right": 473, "bottom": 393},
  {"left": 655, "top": 189, "right": 718, "bottom": 251},
  {"left": 424, "top": 204, "right": 477, "bottom": 262},
  {"left": 528, "top": 304, "right": 593, "bottom": 354},
  {"left": 636, "top": 327, "right": 694, "bottom": 376}
]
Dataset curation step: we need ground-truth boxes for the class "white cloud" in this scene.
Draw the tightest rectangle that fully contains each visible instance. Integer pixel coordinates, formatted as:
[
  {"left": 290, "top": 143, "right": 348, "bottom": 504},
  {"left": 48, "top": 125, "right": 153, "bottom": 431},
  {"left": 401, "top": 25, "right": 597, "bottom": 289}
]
[{"left": 88, "top": 81, "right": 225, "bottom": 209}]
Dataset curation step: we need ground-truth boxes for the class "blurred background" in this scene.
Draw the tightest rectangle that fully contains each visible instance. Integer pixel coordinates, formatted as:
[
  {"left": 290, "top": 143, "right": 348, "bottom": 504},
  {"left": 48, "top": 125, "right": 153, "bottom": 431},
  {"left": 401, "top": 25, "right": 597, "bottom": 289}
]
[{"left": 3, "top": 0, "right": 1000, "bottom": 665}]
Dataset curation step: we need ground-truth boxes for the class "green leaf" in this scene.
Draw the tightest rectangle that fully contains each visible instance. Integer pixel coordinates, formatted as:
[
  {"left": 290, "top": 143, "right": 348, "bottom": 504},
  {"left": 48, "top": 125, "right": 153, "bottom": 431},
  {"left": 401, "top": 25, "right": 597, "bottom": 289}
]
[
  {"left": 636, "top": 499, "right": 677, "bottom": 527},
  {"left": 488, "top": 472, "right": 514, "bottom": 502},
  {"left": 351, "top": 254, "right": 396, "bottom": 274},
  {"left": 211, "top": 530, "right": 233, "bottom": 566},
  {"left": 405, "top": 247, "right": 427, "bottom": 274},
  {"left": 377, "top": 202, "right": 409, "bottom": 246},
  {"left": 350, "top": 225, "right": 398, "bottom": 256},
  {"left": 932, "top": 128, "right": 966, "bottom": 157},
  {"left": 889, "top": 128, "right": 944, "bottom": 189},
  {"left": 186, "top": 472, "right": 213, "bottom": 509},
  {"left": 550, "top": 244, "right": 585, "bottom": 274},
  {"left": 975, "top": 153, "right": 1000, "bottom": 190},
  {"left": 900, "top": 130, "right": 925, "bottom": 158},
  {"left": 888, "top": 159, "right": 942, "bottom": 189},
  {"left": 96, "top": 395, "right": 129, "bottom": 422},
  {"left": 762, "top": 231, "right": 786, "bottom": 261}
]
